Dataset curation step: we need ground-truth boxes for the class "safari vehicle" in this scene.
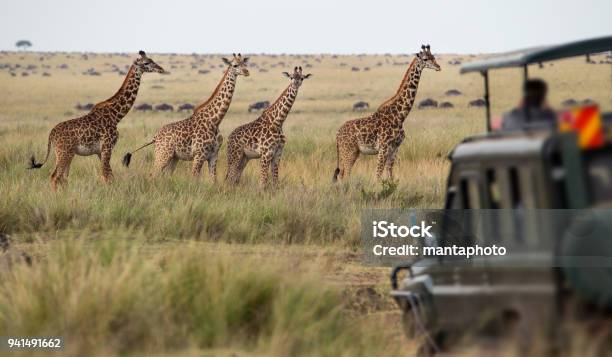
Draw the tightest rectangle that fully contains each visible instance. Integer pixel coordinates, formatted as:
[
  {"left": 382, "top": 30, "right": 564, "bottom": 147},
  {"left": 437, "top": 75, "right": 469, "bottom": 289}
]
[{"left": 390, "top": 36, "right": 612, "bottom": 354}]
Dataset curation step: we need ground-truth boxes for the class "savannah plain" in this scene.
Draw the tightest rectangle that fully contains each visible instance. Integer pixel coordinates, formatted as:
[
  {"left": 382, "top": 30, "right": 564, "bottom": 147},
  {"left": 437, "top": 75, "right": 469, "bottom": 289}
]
[{"left": 0, "top": 50, "right": 610, "bottom": 355}]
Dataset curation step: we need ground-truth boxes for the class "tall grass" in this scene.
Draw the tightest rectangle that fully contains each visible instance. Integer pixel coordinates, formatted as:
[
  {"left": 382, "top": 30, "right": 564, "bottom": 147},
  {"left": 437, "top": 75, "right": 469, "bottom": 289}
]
[
  {"left": 2, "top": 52, "right": 608, "bottom": 245},
  {"left": 0, "top": 238, "right": 403, "bottom": 356}
]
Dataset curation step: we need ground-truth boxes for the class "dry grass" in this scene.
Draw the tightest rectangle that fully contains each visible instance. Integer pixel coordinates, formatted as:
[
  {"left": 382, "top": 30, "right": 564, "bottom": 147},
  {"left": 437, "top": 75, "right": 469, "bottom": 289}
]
[
  {"left": 0, "top": 50, "right": 610, "bottom": 355},
  {"left": 2, "top": 51, "right": 607, "bottom": 242}
]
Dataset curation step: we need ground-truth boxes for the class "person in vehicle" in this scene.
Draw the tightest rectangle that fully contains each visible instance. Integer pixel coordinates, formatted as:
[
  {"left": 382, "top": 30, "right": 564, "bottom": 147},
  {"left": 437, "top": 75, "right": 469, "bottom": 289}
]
[{"left": 500, "top": 79, "right": 557, "bottom": 131}]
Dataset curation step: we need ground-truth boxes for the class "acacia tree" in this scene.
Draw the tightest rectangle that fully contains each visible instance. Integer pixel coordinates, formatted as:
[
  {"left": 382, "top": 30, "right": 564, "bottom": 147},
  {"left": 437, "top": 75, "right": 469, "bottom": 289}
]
[{"left": 15, "top": 40, "right": 32, "bottom": 51}]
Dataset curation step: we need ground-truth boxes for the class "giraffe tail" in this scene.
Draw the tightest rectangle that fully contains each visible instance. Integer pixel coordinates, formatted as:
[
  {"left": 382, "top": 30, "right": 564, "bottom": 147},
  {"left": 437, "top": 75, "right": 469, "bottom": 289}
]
[
  {"left": 122, "top": 140, "right": 154, "bottom": 168},
  {"left": 332, "top": 142, "right": 340, "bottom": 183},
  {"left": 29, "top": 134, "right": 52, "bottom": 169}
]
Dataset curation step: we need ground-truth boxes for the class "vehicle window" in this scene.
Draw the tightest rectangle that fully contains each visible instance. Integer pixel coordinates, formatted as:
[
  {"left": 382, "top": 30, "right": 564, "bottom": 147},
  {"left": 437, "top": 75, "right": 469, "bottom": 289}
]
[
  {"left": 459, "top": 176, "right": 481, "bottom": 209},
  {"left": 517, "top": 167, "right": 535, "bottom": 208},
  {"left": 586, "top": 150, "right": 612, "bottom": 204},
  {"left": 486, "top": 168, "right": 501, "bottom": 209},
  {"left": 460, "top": 179, "right": 470, "bottom": 209},
  {"left": 509, "top": 167, "right": 522, "bottom": 208}
]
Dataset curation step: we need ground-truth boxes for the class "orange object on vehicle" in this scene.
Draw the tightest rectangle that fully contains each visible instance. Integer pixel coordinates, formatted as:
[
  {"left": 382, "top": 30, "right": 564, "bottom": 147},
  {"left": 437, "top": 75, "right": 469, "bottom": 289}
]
[{"left": 558, "top": 105, "right": 604, "bottom": 149}]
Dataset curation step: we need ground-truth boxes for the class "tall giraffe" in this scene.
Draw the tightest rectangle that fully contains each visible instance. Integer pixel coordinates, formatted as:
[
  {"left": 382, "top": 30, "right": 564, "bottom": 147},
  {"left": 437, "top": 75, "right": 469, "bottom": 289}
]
[
  {"left": 29, "top": 51, "right": 164, "bottom": 190},
  {"left": 333, "top": 45, "right": 440, "bottom": 182},
  {"left": 123, "top": 54, "right": 249, "bottom": 181},
  {"left": 225, "top": 66, "right": 311, "bottom": 187}
]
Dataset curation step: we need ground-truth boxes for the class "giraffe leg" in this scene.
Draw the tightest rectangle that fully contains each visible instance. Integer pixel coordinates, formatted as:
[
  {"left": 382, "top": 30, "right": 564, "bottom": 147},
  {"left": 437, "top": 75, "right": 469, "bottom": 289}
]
[
  {"left": 270, "top": 139, "right": 285, "bottom": 186},
  {"left": 51, "top": 148, "right": 75, "bottom": 190},
  {"left": 152, "top": 148, "right": 175, "bottom": 177},
  {"left": 386, "top": 132, "right": 404, "bottom": 180},
  {"left": 191, "top": 153, "right": 206, "bottom": 178},
  {"left": 207, "top": 135, "right": 223, "bottom": 183},
  {"left": 259, "top": 151, "right": 274, "bottom": 188},
  {"left": 375, "top": 146, "right": 390, "bottom": 181},
  {"left": 100, "top": 145, "right": 114, "bottom": 184},
  {"left": 227, "top": 154, "right": 248, "bottom": 185},
  {"left": 338, "top": 141, "right": 359, "bottom": 181},
  {"left": 385, "top": 145, "right": 400, "bottom": 180}
]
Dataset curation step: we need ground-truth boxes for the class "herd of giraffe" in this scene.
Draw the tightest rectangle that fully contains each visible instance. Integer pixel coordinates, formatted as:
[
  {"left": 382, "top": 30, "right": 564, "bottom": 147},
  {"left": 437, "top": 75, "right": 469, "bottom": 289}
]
[{"left": 30, "top": 46, "right": 441, "bottom": 190}]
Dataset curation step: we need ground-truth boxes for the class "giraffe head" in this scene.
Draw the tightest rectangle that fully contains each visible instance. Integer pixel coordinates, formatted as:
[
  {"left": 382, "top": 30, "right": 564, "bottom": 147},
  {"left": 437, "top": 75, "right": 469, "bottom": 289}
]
[
  {"left": 283, "top": 66, "right": 312, "bottom": 87},
  {"left": 134, "top": 50, "right": 165, "bottom": 73},
  {"left": 416, "top": 44, "right": 441, "bottom": 71},
  {"left": 222, "top": 53, "right": 250, "bottom": 77}
]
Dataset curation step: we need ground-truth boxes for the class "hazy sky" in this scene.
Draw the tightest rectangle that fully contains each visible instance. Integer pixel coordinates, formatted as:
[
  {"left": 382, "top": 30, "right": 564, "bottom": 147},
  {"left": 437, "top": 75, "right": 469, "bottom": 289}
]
[{"left": 1, "top": 0, "right": 610, "bottom": 54}]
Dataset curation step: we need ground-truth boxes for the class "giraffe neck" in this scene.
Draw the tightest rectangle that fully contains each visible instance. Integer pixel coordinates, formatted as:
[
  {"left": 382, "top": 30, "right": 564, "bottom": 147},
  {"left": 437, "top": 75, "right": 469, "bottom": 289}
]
[
  {"left": 261, "top": 83, "right": 299, "bottom": 128},
  {"left": 93, "top": 65, "right": 142, "bottom": 124},
  {"left": 378, "top": 58, "right": 424, "bottom": 125},
  {"left": 193, "top": 68, "right": 237, "bottom": 127}
]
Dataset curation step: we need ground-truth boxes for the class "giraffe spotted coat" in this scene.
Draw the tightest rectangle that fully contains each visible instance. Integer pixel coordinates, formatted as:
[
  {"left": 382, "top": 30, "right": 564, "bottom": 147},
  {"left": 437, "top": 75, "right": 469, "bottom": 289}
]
[
  {"left": 333, "top": 45, "right": 441, "bottom": 182},
  {"left": 226, "top": 66, "right": 311, "bottom": 187},
  {"left": 30, "top": 51, "right": 164, "bottom": 190},
  {"left": 124, "top": 54, "right": 249, "bottom": 181}
]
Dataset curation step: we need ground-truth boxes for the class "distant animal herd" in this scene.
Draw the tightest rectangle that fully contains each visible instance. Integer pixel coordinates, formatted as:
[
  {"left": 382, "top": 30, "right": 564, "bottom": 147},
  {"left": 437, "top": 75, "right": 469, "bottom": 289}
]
[{"left": 22, "top": 46, "right": 607, "bottom": 189}]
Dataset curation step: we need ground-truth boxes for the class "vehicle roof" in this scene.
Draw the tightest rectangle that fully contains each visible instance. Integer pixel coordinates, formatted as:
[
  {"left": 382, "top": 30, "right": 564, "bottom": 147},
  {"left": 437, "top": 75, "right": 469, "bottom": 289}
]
[
  {"left": 461, "top": 36, "right": 612, "bottom": 74},
  {"left": 450, "top": 132, "right": 550, "bottom": 162}
]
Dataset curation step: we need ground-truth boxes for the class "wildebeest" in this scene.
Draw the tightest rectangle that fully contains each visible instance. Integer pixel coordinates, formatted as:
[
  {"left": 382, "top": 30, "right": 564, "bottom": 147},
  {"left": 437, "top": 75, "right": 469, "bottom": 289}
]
[
  {"left": 469, "top": 99, "right": 486, "bottom": 107},
  {"left": 351, "top": 66, "right": 360, "bottom": 71},
  {"left": 248, "top": 100, "right": 270, "bottom": 113},
  {"left": 418, "top": 98, "right": 438, "bottom": 109},
  {"left": 135, "top": 103, "right": 153, "bottom": 111},
  {"left": 75, "top": 103, "right": 94, "bottom": 111},
  {"left": 82, "top": 68, "right": 101, "bottom": 76},
  {"left": 352, "top": 101, "right": 369, "bottom": 111},
  {"left": 445, "top": 89, "right": 462, "bottom": 96},
  {"left": 155, "top": 103, "right": 174, "bottom": 112},
  {"left": 178, "top": 103, "right": 195, "bottom": 112},
  {"left": 562, "top": 99, "right": 578, "bottom": 107},
  {"left": 440, "top": 102, "right": 454, "bottom": 109}
]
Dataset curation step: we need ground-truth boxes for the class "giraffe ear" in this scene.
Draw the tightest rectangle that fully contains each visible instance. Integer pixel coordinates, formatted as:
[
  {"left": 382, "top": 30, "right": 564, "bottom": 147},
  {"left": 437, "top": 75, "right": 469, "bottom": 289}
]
[
  {"left": 243, "top": 57, "right": 250, "bottom": 64},
  {"left": 282, "top": 72, "right": 291, "bottom": 78},
  {"left": 222, "top": 57, "right": 232, "bottom": 66},
  {"left": 139, "top": 50, "right": 146, "bottom": 57},
  {"left": 303, "top": 73, "right": 312, "bottom": 79}
]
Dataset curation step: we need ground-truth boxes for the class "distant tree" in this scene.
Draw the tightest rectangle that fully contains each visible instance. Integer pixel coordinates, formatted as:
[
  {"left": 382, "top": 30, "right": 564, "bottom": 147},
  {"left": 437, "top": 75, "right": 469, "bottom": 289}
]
[{"left": 15, "top": 40, "right": 32, "bottom": 51}]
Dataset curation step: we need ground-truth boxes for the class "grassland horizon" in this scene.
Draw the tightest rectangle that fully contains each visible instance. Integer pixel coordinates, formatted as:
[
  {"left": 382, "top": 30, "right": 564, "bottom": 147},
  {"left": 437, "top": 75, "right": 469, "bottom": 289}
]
[{"left": 0, "top": 50, "right": 610, "bottom": 355}]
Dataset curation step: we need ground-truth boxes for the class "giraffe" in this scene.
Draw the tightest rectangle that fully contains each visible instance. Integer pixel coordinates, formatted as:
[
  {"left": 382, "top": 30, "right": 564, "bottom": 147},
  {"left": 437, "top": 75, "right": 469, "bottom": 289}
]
[
  {"left": 123, "top": 54, "right": 249, "bottom": 181},
  {"left": 225, "top": 66, "right": 311, "bottom": 187},
  {"left": 333, "top": 45, "right": 440, "bottom": 182},
  {"left": 29, "top": 51, "right": 164, "bottom": 190}
]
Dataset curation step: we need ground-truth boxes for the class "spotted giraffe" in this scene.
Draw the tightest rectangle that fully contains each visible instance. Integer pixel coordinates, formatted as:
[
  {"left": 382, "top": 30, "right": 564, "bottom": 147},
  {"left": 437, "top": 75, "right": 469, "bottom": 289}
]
[
  {"left": 123, "top": 54, "right": 249, "bottom": 181},
  {"left": 225, "top": 66, "right": 311, "bottom": 187},
  {"left": 333, "top": 45, "right": 440, "bottom": 182},
  {"left": 29, "top": 51, "right": 164, "bottom": 190}
]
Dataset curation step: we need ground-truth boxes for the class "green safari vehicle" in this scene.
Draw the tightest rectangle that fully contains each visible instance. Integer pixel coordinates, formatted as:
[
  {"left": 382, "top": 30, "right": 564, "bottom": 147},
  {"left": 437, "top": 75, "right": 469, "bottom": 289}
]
[{"left": 389, "top": 36, "right": 612, "bottom": 354}]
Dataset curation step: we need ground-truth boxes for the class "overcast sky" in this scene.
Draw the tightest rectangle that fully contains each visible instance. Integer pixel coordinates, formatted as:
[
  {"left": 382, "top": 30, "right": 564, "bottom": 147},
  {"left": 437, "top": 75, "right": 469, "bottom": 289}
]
[{"left": 0, "top": 0, "right": 610, "bottom": 54}]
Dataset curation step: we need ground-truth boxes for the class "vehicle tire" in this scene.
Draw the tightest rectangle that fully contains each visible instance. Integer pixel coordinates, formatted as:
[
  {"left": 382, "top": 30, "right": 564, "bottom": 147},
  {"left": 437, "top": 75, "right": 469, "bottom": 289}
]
[{"left": 561, "top": 210, "right": 612, "bottom": 309}]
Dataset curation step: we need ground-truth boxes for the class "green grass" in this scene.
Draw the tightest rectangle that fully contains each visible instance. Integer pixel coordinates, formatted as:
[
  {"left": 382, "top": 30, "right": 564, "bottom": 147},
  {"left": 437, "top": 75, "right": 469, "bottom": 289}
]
[
  {"left": 1, "top": 52, "right": 608, "bottom": 246},
  {"left": 0, "top": 238, "right": 403, "bottom": 356},
  {"left": 0, "top": 51, "right": 610, "bottom": 356}
]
